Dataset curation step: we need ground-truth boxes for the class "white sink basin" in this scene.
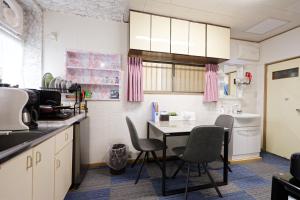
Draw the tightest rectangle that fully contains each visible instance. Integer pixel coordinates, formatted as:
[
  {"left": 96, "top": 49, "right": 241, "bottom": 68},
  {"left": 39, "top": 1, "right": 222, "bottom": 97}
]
[{"left": 231, "top": 113, "right": 260, "bottom": 119}]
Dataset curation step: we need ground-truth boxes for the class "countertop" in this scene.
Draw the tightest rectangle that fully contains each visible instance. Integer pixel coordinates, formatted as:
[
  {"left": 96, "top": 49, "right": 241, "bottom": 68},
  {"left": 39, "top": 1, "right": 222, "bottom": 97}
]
[{"left": 0, "top": 113, "right": 86, "bottom": 165}]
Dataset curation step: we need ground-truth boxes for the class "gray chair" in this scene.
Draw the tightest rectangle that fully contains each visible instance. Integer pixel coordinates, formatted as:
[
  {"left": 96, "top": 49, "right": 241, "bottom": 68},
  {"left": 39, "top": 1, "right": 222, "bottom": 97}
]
[
  {"left": 172, "top": 126, "right": 224, "bottom": 199},
  {"left": 126, "top": 116, "right": 166, "bottom": 184},
  {"left": 214, "top": 114, "right": 234, "bottom": 172}
]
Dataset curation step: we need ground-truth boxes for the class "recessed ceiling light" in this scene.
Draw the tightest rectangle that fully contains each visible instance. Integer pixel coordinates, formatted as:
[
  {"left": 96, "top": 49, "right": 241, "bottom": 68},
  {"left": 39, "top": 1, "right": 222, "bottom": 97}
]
[{"left": 246, "top": 18, "right": 289, "bottom": 35}]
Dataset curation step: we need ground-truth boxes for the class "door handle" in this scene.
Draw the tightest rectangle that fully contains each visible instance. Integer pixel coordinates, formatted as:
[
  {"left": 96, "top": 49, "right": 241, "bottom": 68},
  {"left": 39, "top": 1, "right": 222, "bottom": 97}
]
[
  {"left": 26, "top": 156, "right": 33, "bottom": 170},
  {"left": 36, "top": 152, "right": 42, "bottom": 164},
  {"left": 296, "top": 109, "right": 300, "bottom": 112}
]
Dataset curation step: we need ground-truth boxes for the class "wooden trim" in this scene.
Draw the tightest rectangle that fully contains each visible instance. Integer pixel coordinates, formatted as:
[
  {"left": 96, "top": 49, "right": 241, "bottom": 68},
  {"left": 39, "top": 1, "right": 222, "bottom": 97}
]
[
  {"left": 230, "top": 157, "right": 262, "bottom": 164},
  {"left": 129, "top": 9, "right": 230, "bottom": 29},
  {"left": 263, "top": 55, "right": 300, "bottom": 150}
]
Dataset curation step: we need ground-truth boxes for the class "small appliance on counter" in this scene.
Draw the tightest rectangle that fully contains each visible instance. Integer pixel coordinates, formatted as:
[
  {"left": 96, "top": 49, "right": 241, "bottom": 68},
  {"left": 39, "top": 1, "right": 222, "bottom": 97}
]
[
  {"left": 22, "top": 89, "right": 39, "bottom": 129},
  {"left": 0, "top": 88, "right": 33, "bottom": 131}
]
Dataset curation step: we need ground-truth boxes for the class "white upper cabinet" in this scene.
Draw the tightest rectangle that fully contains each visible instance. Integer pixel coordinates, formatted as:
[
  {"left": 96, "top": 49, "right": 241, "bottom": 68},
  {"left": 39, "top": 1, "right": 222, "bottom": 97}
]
[
  {"left": 171, "top": 19, "right": 189, "bottom": 54},
  {"left": 206, "top": 25, "right": 230, "bottom": 59},
  {"left": 130, "top": 11, "right": 151, "bottom": 51},
  {"left": 151, "top": 15, "right": 171, "bottom": 53},
  {"left": 189, "top": 22, "right": 206, "bottom": 57}
]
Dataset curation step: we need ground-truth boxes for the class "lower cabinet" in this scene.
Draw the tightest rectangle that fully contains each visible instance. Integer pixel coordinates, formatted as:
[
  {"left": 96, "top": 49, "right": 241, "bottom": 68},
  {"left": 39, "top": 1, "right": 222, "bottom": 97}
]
[
  {"left": 55, "top": 142, "right": 73, "bottom": 200},
  {"left": 0, "top": 126, "right": 73, "bottom": 200},
  {"left": 0, "top": 150, "right": 33, "bottom": 200}
]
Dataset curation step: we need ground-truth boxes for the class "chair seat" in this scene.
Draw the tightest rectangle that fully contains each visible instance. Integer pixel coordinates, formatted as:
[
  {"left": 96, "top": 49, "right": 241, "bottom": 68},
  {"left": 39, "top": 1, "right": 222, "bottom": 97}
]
[
  {"left": 172, "top": 146, "right": 186, "bottom": 158},
  {"left": 138, "top": 138, "right": 165, "bottom": 152}
]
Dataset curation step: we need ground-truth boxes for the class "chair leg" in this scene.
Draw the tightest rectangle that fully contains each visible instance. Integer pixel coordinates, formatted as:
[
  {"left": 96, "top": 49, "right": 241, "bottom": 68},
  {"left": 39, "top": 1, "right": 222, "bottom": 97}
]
[
  {"left": 220, "top": 155, "right": 232, "bottom": 172},
  {"left": 172, "top": 160, "right": 185, "bottom": 179},
  {"left": 135, "top": 152, "right": 148, "bottom": 184},
  {"left": 185, "top": 163, "right": 191, "bottom": 200},
  {"left": 203, "top": 163, "right": 222, "bottom": 198},
  {"left": 151, "top": 151, "right": 163, "bottom": 171},
  {"left": 197, "top": 163, "right": 201, "bottom": 177},
  {"left": 131, "top": 151, "right": 143, "bottom": 168}
]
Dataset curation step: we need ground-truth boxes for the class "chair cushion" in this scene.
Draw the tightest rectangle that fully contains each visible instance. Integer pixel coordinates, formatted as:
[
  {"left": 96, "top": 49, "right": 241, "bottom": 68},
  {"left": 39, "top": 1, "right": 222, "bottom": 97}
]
[
  {"left": 172, "top": 146, "right": 186, "bottom": 158},
  {"left": 138, "top": 138, "right": 166, "bottom": 152}
]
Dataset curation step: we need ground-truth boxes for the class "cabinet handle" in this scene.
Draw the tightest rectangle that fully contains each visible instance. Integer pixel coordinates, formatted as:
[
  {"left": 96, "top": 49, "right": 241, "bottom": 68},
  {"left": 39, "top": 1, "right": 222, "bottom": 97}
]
[
  {"left": 26, "top": 156, "right": 33, "bottom": 170},
  {"left": 56, "top": 159, "right": 60, "bottom": 169},
  {"left": 36, "top": 152, "right": 42, "bottom": 164},
  {"left": 65, "top": 133, "right": 68, "bottom": 141}
]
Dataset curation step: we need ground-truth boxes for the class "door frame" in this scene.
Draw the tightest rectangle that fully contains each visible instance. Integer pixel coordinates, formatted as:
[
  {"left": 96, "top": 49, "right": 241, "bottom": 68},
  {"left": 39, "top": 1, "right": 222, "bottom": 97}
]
[{"left": 263, "top": 55, "right": 300, "bottom": 150}]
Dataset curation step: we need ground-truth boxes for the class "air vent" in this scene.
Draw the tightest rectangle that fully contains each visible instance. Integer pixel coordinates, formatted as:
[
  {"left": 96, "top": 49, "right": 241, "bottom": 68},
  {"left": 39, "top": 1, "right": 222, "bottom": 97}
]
[{"left": 0, "top": 0, "right": 23, "bottom": 35}]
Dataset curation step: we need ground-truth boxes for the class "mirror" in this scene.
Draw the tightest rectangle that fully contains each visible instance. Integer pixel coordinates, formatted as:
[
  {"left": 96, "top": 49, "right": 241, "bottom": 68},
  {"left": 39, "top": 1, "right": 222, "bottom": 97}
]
[{"left": 219, "top": 64, "right": 244, "bottom": 98}]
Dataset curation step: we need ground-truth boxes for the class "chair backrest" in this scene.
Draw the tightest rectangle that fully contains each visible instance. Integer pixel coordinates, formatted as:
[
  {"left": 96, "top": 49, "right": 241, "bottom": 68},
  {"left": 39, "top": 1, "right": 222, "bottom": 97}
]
[
  {"left": 183, "top": 126, "right": 224, "bottom": 163},
  {"left": 126, "top": 116, "right": 141, "bottom": 151},
  {"left": 214, "top": 114, "right": 234, "bottom": 143}
]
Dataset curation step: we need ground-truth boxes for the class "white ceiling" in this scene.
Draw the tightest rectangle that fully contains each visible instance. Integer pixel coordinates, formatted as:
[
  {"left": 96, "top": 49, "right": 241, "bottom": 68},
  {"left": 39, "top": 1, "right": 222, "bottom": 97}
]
[
  {"left": 129, "top": 0, "right": 300, "bottom": 42},
  {"left": 32, "top": 0, "right": 300, "bottom": 42}
]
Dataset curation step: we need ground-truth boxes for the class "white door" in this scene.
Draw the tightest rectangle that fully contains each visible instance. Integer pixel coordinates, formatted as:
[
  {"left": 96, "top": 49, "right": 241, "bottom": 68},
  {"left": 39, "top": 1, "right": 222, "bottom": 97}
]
[
  {"left": 151, "top": 15, "right": 170, "bottom": 53},
  {"left": 266, "top": 58, "right": 300, "bottom": 159},
  {"left": 129, "top": 11, "right": 151, "bottom": 51},
  {"left": 0, "top": 150, "right": 33, "bottom": 200},
  {"left": 171, "top": 19, "right": 189, "bottom": 54},
  {"left": 33, "top": 137, "right": 55, "bottom": 200}
]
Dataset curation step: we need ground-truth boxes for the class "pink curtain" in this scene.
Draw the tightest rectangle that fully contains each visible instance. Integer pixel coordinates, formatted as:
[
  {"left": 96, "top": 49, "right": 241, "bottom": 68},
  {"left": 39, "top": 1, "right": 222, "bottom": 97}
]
[
  {"left": 127, "top": 57, "right": 144, "bottom": 102},
  {"left": 203, "top": 64, "right": 219, "bottom": 102}
]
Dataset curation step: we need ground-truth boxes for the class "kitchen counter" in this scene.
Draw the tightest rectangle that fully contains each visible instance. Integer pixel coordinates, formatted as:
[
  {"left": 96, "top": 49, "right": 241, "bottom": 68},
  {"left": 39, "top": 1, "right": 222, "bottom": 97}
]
[{"left": 0, "top": 113, "right": 86, "bottom": 164}]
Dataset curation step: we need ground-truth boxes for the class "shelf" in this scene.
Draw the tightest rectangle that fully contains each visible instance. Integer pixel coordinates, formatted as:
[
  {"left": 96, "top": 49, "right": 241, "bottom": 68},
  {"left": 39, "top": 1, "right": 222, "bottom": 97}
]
[
  {"left": 66, "top": 66, "right": 121, "bottom": 72},
  {"left": 85, "top": 98, "right": 119, "bottom": 101}
]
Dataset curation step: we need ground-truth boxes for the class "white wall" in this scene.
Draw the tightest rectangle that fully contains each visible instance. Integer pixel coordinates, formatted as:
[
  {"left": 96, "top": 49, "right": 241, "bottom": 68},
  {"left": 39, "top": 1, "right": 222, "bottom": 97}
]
[
  {"left": 43, "top": 11, "right": 259, "bottom": 164},
  {"left": 257, "top": 27, "right": 300, "bottom": 137}
]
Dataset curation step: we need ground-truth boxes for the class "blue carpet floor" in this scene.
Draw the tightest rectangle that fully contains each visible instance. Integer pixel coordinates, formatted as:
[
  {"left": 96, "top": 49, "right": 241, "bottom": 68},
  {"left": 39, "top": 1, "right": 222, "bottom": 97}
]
[{"left": 65, "top": 152, "right": 290, "bottom": 200}]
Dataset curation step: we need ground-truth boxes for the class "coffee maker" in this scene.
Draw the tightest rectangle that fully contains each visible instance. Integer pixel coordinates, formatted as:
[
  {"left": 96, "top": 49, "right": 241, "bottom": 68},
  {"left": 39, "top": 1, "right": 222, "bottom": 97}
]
[{"left": 22, "top": 89, "right": 39, "bottom": 129}]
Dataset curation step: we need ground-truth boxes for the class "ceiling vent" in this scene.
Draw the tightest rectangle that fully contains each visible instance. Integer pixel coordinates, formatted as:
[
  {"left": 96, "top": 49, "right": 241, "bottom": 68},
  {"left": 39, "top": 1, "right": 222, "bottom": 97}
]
[
  {"left": 246, "top": 18, "right": 288, "bottom": 35},
  {"left": 0, "top": 0, "right": 23, "bottom": 36}
]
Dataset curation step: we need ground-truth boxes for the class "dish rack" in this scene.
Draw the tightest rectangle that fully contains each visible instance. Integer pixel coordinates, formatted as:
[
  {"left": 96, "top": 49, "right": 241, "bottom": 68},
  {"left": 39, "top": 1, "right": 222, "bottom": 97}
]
[{"left": 40, "top": 85, "right": 88, "bottom": 116}]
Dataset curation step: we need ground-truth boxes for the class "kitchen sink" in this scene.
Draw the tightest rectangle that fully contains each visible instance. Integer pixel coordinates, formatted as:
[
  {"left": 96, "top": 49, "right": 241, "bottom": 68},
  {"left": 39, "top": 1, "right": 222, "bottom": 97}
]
[{"left": 0, "top": 131, "right": 46, "bottom": 152}]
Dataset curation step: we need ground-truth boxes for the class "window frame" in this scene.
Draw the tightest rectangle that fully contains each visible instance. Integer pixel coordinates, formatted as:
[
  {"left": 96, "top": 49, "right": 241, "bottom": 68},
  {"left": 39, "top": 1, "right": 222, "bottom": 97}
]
[{"left": 143, "top": 60, "right": 205, "bottom": 94}]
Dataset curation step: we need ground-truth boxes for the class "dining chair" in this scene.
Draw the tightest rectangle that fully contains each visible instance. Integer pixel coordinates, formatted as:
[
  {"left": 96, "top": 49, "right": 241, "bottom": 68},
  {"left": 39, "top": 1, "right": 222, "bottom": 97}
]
[
  {"left": 172, "top": 126, "right": 224, "bottom": 199},
  {"left": 126, "top": 116, "right": 166, "bottom": 184},
  {"left": 214, "top": 114, "right": 234, "bottom": 172}
]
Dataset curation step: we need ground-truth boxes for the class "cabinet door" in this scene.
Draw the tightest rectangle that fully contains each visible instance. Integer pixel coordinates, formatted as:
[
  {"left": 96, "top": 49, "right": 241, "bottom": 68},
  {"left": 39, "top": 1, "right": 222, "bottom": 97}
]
[
  {"left": 55, "top": 148, "right": 66, "bottom": 200},
  {"left": 189, "top": 22, "right": 206, "bottom": 56},
  {"left": 151, "top": 15, "right": 170, "bottom": 53},
  {"left": 233, "top": 127, "right": 261, "bottom": 156},
  {"left": 0, "top": 150, "right": 33, "bottom": 200},
  {"left": 130, "top": 11, "right": 151, "bottom": 51},
  {"left": 55, "top": 142, "right": 73, "bottom": 200},
  {"left": 171, "top": 19, "right": 189, "bottom": 54},
  {"left": 207, "top": 25, "right": 230, "bottom": 59},
  {"left": 33, "top": 137, "right": 55, "bottom": 200}
]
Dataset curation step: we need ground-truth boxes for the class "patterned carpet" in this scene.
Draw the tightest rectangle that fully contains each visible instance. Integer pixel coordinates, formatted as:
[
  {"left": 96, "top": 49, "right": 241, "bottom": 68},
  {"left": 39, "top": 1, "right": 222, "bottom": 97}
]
[{"left": 65, "top": 152, "right": 290, "bottom": 200}]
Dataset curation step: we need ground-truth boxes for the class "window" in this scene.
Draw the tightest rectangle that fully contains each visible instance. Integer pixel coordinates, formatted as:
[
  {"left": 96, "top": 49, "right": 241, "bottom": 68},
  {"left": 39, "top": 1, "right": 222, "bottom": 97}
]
[
  {"left": 272, "top": 67, "right": 299, "bottom": 80},
  {"left": 0, "top": 30, "right": 23, "bottom": 86},
  {"left": 143, "top": 62, "right": 205, "bottom": 93}
]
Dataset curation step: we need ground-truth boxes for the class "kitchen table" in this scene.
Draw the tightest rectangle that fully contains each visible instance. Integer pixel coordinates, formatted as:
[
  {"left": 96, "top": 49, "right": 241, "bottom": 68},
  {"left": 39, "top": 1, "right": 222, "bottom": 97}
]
[{"left": 147, "top": 120, "right": 229, "bottom": 196}]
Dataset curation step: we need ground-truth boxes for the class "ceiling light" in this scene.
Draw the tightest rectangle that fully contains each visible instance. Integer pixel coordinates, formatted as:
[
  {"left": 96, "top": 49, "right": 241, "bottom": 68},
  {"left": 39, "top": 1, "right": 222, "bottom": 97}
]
[{"left": 246, "top": 18, "right": 289, "bottom": 35}]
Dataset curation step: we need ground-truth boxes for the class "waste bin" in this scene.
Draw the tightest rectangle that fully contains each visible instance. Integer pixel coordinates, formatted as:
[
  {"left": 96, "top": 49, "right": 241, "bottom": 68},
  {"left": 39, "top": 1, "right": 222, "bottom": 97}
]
[{"left": 107, "top": 144, "right": 128, "bottom": 175}]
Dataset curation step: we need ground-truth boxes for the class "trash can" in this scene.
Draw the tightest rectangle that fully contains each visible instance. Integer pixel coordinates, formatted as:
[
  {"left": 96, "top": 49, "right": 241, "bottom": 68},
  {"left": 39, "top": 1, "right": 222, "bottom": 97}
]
[{"left": 107, "top": 144, "right": 128, "bottom": 175}]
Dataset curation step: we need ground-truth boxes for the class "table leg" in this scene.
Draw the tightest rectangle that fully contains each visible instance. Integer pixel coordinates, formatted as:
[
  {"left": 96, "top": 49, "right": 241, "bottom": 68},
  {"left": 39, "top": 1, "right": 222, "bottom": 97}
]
[
  {"left": 147, "top": 122, "right": 150, "bottom": 139},
  {"left": 223, "top": 131, "right": 229, "bottom": 184},
  {"left": 162, "top": 134, "right": 167, "bottom": 196}
]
